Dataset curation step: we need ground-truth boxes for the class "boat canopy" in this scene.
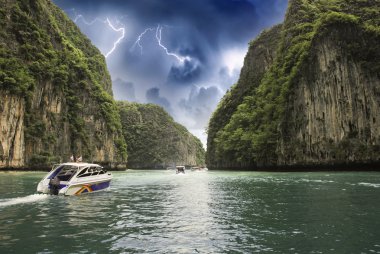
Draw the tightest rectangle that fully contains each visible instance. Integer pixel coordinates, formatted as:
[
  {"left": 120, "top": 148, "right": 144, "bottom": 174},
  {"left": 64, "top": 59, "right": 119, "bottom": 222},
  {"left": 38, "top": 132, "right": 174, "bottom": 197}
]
[{"left": 47, "top": 163, "right": 106, "bottom": 182}]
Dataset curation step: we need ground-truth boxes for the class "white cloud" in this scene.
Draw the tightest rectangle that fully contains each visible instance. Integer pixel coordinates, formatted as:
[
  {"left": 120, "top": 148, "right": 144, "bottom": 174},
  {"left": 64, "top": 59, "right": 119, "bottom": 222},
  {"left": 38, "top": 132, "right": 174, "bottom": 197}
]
[{"left": 221, "top": 47, "right": 247, "bottom": 76}]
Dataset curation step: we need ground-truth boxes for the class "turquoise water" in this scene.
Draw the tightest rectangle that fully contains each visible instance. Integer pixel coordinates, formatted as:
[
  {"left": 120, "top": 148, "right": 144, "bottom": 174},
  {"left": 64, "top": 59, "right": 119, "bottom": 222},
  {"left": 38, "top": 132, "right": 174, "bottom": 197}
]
[{"left": 0, "top": 170, "right": 380, "bottom": 253}]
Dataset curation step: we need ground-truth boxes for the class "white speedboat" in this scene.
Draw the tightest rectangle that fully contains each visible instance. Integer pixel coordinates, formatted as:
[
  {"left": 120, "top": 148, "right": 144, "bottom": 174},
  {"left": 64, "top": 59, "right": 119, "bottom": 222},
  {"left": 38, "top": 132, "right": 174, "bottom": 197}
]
[
  {"left": 176, "top": 166, "right": 185, "bottom": 174},
  {"left": 37, "top": 162, "right": 112, "bottom": 195}
]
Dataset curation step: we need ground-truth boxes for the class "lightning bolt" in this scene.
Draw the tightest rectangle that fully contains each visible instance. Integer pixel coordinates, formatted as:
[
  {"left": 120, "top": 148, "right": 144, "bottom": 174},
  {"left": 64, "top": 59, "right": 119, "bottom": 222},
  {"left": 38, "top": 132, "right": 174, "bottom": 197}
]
[
  {"left": 73, "top": 14, "right": 103, "bottom": 25},
  {"left": 104, "top": 18, "right": 125, "bottom": 58},
  {"left": 131, "top": 28, "right": 154, "bottom": 55},
  {"left": 70, "top": 10, "right": 187, "bottom": 62},
  {"left": 72, "top": 13, "right": 125, "bottom": 58},
  {"left": 155, "top": 25, "right": 190, "bottom": 63},
  {"left": 131, "top": 25, "right": 190, "bottom": 63}
]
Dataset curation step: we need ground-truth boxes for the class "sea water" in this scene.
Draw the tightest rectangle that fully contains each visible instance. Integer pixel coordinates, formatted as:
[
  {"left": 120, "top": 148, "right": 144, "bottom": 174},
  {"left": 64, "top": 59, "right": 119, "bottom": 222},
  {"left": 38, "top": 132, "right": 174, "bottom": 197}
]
[{"left": 0, "top": 170, "right": 380, "bottom": 253}]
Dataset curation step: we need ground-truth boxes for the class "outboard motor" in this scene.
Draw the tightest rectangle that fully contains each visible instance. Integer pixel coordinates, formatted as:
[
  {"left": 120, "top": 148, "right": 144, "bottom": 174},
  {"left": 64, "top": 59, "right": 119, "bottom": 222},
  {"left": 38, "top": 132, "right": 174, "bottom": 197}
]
[{"left": 49, "top": 176, "right": 60, "bottom": 195}]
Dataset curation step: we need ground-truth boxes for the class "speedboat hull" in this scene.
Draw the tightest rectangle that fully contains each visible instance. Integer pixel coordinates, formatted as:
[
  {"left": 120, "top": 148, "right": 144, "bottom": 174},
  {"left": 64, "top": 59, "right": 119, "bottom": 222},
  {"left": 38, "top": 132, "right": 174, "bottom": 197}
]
[{"left": 59, "top": 179, "right": 111, "bottom": 195}]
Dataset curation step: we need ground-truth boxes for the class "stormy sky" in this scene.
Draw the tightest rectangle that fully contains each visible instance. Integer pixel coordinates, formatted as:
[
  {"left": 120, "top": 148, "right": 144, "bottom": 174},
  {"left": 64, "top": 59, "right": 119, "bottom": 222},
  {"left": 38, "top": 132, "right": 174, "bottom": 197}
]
[{"left": 53, "top": 0, "right": 288, "bottom": 147}]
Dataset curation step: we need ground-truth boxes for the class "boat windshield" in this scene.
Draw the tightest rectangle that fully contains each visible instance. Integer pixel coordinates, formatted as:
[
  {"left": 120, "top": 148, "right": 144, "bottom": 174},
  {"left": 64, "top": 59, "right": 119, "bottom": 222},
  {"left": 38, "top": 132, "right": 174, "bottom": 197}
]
[
  {"left": 77, "top": 166, "right": 106, "bottom": 178},
  {"left": 55, "top": 165, "right": 79, "bottom": 181}
]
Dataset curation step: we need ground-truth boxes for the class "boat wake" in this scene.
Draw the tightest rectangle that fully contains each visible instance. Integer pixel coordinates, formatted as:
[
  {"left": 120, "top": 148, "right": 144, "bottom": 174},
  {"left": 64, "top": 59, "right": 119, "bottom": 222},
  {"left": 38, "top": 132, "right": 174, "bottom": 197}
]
[
  {"left": 0, "top": 194, "right": 49, "bottom": 208},
  {"left": 358, "top": 182, "right": 380, "bottom": 188}
]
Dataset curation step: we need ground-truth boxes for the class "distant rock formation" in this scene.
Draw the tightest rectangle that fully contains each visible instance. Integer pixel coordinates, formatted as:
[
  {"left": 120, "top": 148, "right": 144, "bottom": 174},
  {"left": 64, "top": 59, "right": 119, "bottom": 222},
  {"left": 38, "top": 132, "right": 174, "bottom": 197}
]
[
  {"left": 207, "top": 0, "right": 380, "bottom": 169},
  {"left": 118, "top": 102, "right": 205, "bottom": 169}
]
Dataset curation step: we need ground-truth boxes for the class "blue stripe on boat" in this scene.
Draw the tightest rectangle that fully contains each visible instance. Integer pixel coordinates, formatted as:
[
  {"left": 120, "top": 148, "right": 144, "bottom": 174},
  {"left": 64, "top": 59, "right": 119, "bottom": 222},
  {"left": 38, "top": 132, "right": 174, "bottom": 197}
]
[{"left": 90, "top": 181, "right": 110, "bottom": 191}]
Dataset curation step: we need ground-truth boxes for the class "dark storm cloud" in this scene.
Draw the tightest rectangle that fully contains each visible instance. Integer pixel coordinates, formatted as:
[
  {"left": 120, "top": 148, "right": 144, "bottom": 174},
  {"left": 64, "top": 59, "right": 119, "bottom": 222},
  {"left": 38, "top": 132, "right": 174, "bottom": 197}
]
[
  {"left": 145, "top": 87, "right": 171, "bottom": 112},
  {"left": 53, "top": 0, "right": 287, "bottom": 87},
  {"left": 53, "top": 0, "right": 286, "bottom": 59},
  {"left": 55, "top": 0, "right": 260, "bottom": 43},
  {"left": 178, "top": 86, "right": 223, "bottom": 128},
  {"left": 167, "top": 59, "right": 202, "bottom": 84}
]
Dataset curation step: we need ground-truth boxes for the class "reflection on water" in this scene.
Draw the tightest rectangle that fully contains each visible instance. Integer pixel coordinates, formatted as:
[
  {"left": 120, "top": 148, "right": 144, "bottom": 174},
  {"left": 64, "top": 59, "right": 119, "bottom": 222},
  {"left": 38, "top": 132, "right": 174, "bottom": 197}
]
[
  {"left": 108, "top": 171, "right": 215, "bottom": 253},
  {"left": 0, "top": 170, "right": 380, "bottom": 253}
]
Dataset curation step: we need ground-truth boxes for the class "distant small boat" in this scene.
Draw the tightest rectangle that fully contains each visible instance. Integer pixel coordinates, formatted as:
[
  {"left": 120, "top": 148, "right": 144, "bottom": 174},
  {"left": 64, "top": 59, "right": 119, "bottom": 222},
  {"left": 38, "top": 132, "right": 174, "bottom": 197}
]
[
  {"left": 176, "top": 166, "right": 185, "bottom": 174},
  {"left": 37, "top": 162, "right": 112, "bottom": 195}
]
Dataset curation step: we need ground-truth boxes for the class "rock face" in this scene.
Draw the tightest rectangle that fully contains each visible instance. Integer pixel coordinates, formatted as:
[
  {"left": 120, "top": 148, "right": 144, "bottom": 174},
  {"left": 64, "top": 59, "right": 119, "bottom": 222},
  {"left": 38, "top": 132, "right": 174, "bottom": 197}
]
[
  {"left": 279, "top": 23, "right": 380, "bottom": 166},
  {"left": 207, "top": 0, "right": 380, "bottom": 169},
  {"left": 118, "top": 102, "right": 205, "bottom": 169},
  {"left": 0, "top": 0, "right": 127, "bottom": 168},
  {"left": 207, "top": 24, "right": 282, "bottom": 169},
  {"left": 0, "top": 93, "right": 25, "bottom": 167}
]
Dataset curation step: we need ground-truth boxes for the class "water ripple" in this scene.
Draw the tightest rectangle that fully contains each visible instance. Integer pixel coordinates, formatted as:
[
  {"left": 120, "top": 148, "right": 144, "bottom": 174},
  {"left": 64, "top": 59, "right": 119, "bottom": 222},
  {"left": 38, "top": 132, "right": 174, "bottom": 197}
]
[{"left": 1, "top": 171, "right": 380, "bottom": 253}]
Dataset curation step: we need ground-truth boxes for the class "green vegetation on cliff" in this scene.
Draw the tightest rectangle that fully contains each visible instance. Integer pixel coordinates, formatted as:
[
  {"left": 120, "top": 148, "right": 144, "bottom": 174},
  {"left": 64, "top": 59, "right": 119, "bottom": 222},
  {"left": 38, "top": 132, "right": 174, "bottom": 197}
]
[
  {"left": 0, "top": 0, "right": 126, "bottom": 167},
  {"left": 207, "top": 0, "right": 380, "bottom": 169},
  {"left": 207, "top": 24, "right": 282, "bottom": 168},
  {"left": 118, "top": 102, "right": 205, "bottom": 169}
]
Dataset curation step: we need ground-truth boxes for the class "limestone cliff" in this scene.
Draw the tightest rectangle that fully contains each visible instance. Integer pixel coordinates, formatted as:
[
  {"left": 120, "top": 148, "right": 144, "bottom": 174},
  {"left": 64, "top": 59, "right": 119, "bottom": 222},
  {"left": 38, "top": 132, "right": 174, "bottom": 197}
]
[
  {"left": 207, "top": 24, "right": 282, "bottom": 168},
  {"left": 0, "top": 0, "right": 127, "bottom": 168},
  {"left": 118, "top": 102, "right": 205, "bottom": 169},
  {"left": 207, "top": 0, "right": 380, "bottom": 169}
]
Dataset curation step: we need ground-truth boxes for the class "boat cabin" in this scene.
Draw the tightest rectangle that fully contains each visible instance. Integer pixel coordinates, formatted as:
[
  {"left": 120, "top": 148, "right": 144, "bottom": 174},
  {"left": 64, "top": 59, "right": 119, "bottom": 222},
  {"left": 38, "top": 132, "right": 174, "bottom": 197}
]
[{"left": 49, "top": 163, "right": 107, "bottom": 182}]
